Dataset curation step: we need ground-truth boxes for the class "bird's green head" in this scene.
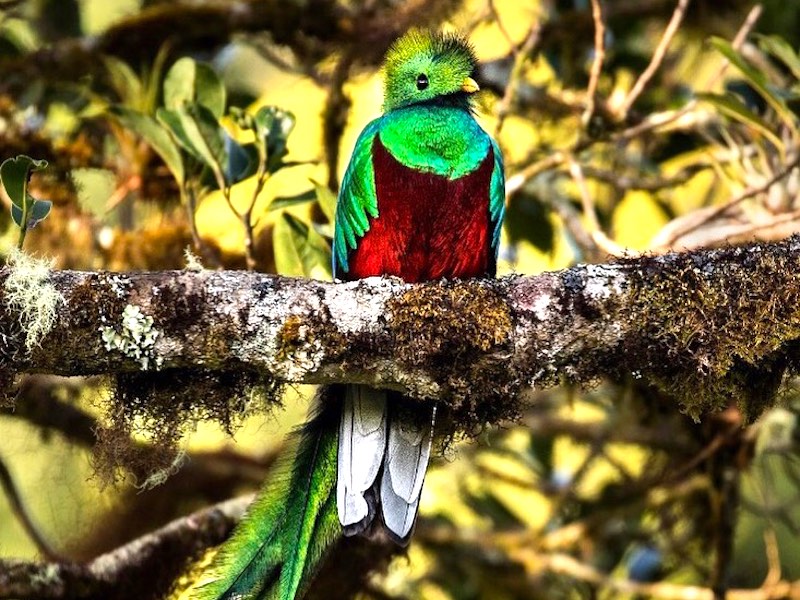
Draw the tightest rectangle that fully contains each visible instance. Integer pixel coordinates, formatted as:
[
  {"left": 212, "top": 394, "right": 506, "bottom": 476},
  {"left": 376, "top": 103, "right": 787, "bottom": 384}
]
[{"left": 382, "top": 29, "right": 479, "bottom": 113}]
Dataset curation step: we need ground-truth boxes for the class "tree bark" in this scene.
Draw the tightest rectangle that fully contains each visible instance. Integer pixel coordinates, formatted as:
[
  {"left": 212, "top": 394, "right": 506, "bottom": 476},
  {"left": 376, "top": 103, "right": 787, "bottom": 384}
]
[
  {"left": 2, "top": 237, "right": 800, "bottom": 424},
  {"left": 0, "top": 496, "right": 250, "bottom": 600}
]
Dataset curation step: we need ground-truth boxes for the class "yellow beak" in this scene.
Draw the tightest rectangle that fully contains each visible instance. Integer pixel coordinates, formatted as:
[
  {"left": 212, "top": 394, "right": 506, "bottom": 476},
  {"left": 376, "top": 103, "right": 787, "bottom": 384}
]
[{"left": 461, "top": 76, "right": 480, "bottom": 94}]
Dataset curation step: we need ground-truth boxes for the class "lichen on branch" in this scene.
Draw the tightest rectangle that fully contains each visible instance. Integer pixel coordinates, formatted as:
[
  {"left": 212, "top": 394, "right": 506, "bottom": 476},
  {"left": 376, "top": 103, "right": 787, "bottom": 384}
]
[{"left": 1, "top": 237, "right": 800, "bottom": 430}]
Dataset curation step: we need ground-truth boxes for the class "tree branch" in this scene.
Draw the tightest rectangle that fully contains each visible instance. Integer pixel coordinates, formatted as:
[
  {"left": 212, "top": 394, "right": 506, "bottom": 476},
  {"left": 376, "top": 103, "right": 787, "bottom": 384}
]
[
  {"left": 0, "top": 496, "right": 251, "bottom": 600},
  {"left": 2, "top": 237, "right": 800, "bottom": 424}
]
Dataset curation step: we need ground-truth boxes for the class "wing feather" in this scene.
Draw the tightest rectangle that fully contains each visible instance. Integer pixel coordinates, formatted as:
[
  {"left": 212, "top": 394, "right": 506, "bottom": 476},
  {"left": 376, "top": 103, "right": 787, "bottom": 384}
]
[
  {"left": 488, "top": 137, "right": 506, "bottom": 258},
  {"left": 333, "top": 118, "right": 383, "bottom": 277}
]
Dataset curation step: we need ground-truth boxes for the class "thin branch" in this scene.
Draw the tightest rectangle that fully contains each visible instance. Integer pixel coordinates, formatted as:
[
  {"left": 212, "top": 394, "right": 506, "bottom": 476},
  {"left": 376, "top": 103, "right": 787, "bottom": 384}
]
[
  {"left": 567, "top": 155, "right": 630, "bottom": 257},
  {"left": 618, "top": 0, "right": 691, "bottom": 118},
  {"left": 582, "top": 163, "right": 706, "bottom": 191},
  {"left": 705, "top": 4, "right": 765, "bottom": 90},
  {"left": 0, "top": 456, "right": 62, "bottom": 561},
  {"left": 614, "top": 3, "right": 762, "bottom": 142},
  {"left": 582, "top": 0, "right": 606, "bottom": 128},
  {"left": 655, "top": 153, "right": 800, "bottom": 250},
  {"left": 505, "top": 152, "right": 566, "bottom": 195},
  {"left": 494, "top": 24, "right": 542, "bottom": 138},
  {"left": 763, "top": 529, "right": 782, "bottom": 588}
]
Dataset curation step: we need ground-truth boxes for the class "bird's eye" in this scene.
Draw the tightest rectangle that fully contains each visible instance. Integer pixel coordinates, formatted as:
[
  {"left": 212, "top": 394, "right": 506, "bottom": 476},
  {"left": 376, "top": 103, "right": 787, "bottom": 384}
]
[{"left": 416, "top": 73, "right": 429, "bottom": 90}]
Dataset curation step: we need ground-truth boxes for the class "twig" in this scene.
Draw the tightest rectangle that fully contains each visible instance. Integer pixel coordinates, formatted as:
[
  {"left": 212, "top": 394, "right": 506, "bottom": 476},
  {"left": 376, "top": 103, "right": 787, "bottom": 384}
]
[
  {"left": 0, "top": 456, "right": 62, "bottom": 561},
  {"left": 614, "top": 3, "right": 762, "bottom": 142},
  {"left": 494, "top": 24, "right": 542, "bottom": 138},
  {"left": 582, "top": 0, "right": 606, "bottom": 128},
  {"left": 763, "top": 529, "right": 782, "bottom": 588},
  {"left": 505, "top": 152, "right": 566, "bottom": 195},
  {"left": 582, "top": 163, "right": 706, "bottom": 191},
  {"left": 656, "top": 153, "right": 800, "bottom": 249},
  {"left": 618, "top": 0, "right": 691, "bottom": 119},
  {"left": 567, "top": 155, "right": 630, "bottom": 257},
  {"left": 705, "top": 4, "right": 764, "bottom": 90}
]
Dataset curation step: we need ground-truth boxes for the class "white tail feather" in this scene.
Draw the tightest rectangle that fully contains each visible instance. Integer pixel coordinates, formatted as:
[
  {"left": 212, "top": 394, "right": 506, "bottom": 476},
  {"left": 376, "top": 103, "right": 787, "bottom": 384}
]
[
  {"left": 380, "top": 463, "right": 419, "bottom": 540},
  {"left": 337, "top": 385, "right": 387, "bottom": 530},
  {"left": 380, "top": 404, "right": 436, "bottom": 541}
]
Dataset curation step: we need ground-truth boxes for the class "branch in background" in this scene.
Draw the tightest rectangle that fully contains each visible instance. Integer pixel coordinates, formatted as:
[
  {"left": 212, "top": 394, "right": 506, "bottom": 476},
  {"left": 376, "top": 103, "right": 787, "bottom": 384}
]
[
  {"left": 566, "top": 155, "right": 629, "bottom": 257},
  {"left": 416, "top": 518, "right": 800, "bottom": 600},
  {"left": 617, "top": 0, "right": 691, "bottom": 119},
  {"left": 0, "top": 0, "right": 460, "bottom": 97},
  {"left": 494, "top": 23, "right": 542, "bottom": 138},
  {"left": 582, "top": 0, "right": 606, "bottom": 128},
  {"left": 614, "top": 2, "right": 763, "bottom": 142},
  {"left": 0, "top": 495, "right": 251, "bottom": 600},
  {"left": 0, "top": 457, "right": 61, "bottom": 561},
  {"left": 653, "top": 154, "right": 800, "bottom": 250}
]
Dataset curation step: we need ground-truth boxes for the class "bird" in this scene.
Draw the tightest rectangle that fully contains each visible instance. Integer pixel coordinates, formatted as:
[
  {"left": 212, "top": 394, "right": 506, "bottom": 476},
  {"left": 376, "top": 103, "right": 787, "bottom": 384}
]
[{"left": 182, "top": 28, "right": 505, "bottom": 600}]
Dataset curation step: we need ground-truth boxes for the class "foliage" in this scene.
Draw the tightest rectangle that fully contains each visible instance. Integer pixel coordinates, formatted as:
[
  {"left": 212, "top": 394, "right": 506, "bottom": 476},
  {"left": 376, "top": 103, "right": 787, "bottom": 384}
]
[
  {"left": 0, "top": 155, "right": 52, "bottom": 249},
  {"left": 1, "top": 1, "right": 800, "bottom": 600}
]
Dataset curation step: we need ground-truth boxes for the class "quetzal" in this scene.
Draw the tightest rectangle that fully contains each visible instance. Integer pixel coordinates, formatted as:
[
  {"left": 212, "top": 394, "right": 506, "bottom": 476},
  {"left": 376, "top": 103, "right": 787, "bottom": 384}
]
[{"left": 182, "top": 29, "right": 505, "bottom": 600}]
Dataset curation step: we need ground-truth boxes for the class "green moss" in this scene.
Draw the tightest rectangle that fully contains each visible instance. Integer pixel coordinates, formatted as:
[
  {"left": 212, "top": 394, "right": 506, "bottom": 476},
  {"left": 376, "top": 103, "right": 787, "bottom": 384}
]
[
  {"left": 386, "top": 280, "right": 518, "bottom": 428},
  {"left": 627, "top": 247, "right": 800, "bottom": 420}
]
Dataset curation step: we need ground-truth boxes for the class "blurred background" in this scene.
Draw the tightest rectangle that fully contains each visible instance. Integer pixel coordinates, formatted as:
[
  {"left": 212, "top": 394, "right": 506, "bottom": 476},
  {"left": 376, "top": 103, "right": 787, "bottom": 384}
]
[{"left": 1, "top": 0, "right": 800, "bottom": 598}]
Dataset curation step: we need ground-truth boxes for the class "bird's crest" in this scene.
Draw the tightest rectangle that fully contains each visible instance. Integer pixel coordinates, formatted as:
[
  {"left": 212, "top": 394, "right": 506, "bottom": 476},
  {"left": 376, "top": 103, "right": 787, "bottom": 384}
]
[{"left": 382, "top": 29, "right": 479, "bottom": 112}]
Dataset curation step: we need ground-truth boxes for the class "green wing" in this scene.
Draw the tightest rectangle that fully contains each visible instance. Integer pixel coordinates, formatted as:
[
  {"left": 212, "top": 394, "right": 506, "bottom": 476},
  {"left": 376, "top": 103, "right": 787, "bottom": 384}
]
[
  {"left": 333, "top": 117, "right": 383, "bottom": 277},
  {"left": 182, "top": 399, "right": 341, "bottom": 600},
  {"left": 488, "top": 136, "right": 506, "bottom": 258}
]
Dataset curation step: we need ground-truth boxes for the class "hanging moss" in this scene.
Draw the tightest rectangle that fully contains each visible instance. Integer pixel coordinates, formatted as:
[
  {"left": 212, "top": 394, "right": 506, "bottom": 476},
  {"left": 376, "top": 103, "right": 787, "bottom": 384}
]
[
  {"left": 95, "top": 368, "right": 283, "bottom": 484},
  {"left": 624, "top": 244, "right": 800, "bottom": 420}
]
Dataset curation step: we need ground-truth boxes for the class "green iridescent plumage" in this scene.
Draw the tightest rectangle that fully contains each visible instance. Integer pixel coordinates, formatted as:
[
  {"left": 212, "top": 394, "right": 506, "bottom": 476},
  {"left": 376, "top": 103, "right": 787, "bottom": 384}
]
[
  {"left": 181, "top": 400, "right": 340, "bottom": 600},
  {"left": 333, "top": 30, "right": 504, "bottom": 274}
]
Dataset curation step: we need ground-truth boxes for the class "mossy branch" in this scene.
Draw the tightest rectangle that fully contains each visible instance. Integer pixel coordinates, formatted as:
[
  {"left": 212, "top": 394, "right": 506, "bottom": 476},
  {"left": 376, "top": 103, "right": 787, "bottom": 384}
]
[
  {"left": 3, "top": 237, "right": 800, "bottom": 424},
  {"left": 0, "top": 496, "right": 250, "bottom": 600}
]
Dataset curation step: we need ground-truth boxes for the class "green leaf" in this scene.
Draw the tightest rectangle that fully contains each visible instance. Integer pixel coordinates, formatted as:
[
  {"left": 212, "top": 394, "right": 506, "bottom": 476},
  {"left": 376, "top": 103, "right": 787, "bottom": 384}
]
[
  {"left": 254, "top": 106, "right": 296, "bottom": 173},
  {"left": 0, "top": 155, "right": 47, "bottom": 209},
  {"left": 10, "top": 203, "right": 22, "bottom": 227},
  {"left": 28, "top": 199, "right": 52, "bottom": 226},
  {"left": 697, "top": 92, "right": 785, "bottom": 151},
  {"left": 103, "top": 56, "right": 143, "bottom": 109},
  {"left": 709, "top": 37, "right": 798, "bottom": 134},
  {"left": 157, "top": 104, "right": 227, "bottom": 187},
  {"left": 109, "top": 106, "right": 185, "bottom": 184},
  {"left": 313, "top": 181, "right": 337, "bottom": 223},
  {"left": 224, "top": 135, "right": 258, "bottom": 185},
  {"left": 273, "top": 212, "right": 331, "bottom": 278},
  {"left": 269, "top": 189, "right": 316, "bottom": 212},
  {"left": 755, "top": 34, "right": 800, "bottom": 82},
  {"left": 163, "top": 57, "right": 226, "bottom": 118}
]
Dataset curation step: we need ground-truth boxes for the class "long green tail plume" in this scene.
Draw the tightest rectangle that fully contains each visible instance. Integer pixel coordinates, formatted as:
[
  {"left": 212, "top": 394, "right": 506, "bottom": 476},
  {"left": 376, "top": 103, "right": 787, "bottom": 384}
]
[{"left": 184, "top": 389, "right": 342, "bottom": 600}]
